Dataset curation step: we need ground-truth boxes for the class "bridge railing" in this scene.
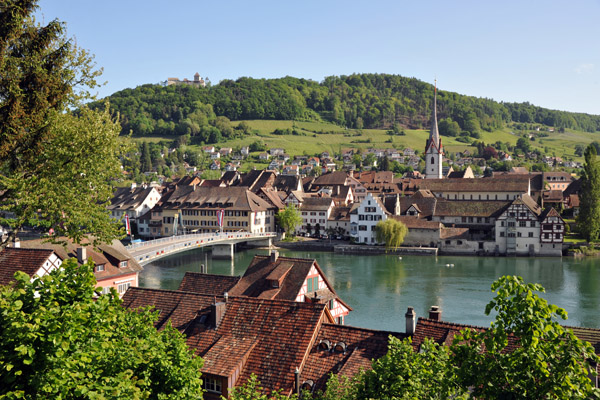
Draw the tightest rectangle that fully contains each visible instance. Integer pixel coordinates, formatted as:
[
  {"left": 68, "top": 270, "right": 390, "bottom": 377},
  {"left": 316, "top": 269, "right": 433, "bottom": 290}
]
[
  {"left": 128, "top": 231, "right": 277, "bottom": 265},
  {"left": 126, "top": 231, "right": 276, "bottom": 251}
]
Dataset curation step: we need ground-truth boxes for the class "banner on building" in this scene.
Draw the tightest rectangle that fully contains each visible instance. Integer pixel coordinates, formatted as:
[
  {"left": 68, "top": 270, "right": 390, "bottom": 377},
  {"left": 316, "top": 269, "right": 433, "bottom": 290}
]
[
  {"left": 217, "top": 209, "right": 225, "bottom": 228},
  {"left": 125, "top": 214, "right": 131, "bottom": 236}
]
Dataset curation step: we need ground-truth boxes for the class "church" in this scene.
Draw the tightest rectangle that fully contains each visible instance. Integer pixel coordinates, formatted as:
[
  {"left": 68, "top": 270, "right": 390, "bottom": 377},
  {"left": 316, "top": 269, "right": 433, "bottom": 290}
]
[{"left": 424, "top": 82, "right": 444, "bottom": 179}]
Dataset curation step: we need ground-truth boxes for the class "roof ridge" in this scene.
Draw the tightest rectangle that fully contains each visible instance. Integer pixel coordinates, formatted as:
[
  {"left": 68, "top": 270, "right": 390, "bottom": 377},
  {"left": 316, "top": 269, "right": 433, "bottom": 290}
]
[
  {"left": 418, "top": 317, "right": 488, "bottom": 330},
  {"left": 322, "top": 322, "right": 405, "bottom": 336}
]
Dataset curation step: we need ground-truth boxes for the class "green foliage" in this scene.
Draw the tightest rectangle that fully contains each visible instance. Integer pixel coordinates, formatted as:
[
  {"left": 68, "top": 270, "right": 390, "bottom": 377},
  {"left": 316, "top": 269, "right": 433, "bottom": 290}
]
[
  {"left": 577, "top": 145, "right": 600, "bottom": 241},
  {"left": 100, "top": 74, "right": 600, "bottom": 138},
  {"left": 0, "top": 1, "right": 127, "bottom": 248},
  {"left": 374, "top": 219, "right": 408, "bottom": 250},
  {"left": 334, "top": 276, "right": 600, "bottom": 399},
  {"left": 226, "top": 374, "right": 289, "bottom": 400},
  {"left": 276, "top": 204, "right": 302, "bottom": 236},
  {"left": 355, "top": 337, "right": 463, "bottom": 400},
  {"left": 0, "top": 258, "right": 204, "bottom": 399},
  {"left": 451, "top": 276, "right": 600, "bottom": 399}
]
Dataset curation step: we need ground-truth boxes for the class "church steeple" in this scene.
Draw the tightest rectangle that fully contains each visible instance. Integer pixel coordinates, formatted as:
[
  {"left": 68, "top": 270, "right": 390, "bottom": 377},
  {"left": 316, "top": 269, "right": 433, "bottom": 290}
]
[
  {"left": 430, "top": 80, "right": 440, "bottom": 149},
  {"left": 425, "top": 80, "right": 444, "bottom": 179}
]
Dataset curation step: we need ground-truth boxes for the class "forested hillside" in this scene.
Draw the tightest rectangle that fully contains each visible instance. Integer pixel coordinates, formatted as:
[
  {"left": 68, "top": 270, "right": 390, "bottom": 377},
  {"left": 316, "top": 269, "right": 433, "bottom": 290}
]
[{"left": 95, "top": 74, "right": 600, "bottom": 144}]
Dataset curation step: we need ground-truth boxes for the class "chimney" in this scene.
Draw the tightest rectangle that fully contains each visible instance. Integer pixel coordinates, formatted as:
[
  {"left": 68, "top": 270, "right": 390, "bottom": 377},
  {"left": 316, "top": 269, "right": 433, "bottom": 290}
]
[
  {"left": 405, "top": 306, "right": 416, "bottom": 335},
  {"left": 210, "top": 302, "right": 226, "bottom": 328},
  {"left": 294, "top": 367, "right": 300, "bottom": 396},
  {"left": 13, "top": 238, "right": 20, "bottom": 248},
  {"left": 77, "top": 247, "right": 87, "bottom": 264},
  {"left": 429, "top": 305, "right": 441, "bottom": 321},
  {"left": 223, "top": 292, "right": 229, "bottom": 303},
  {"left": 270, "top": 250, "right": 279, "bottom": 263}
]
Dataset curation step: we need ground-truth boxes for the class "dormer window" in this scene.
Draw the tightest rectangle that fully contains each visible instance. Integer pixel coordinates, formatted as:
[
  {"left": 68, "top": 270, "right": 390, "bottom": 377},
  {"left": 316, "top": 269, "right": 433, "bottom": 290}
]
[
  {"left": 119, "top": 261, "right": 128, "bottom": 268},
  {"left": 96, "top": 264, "right": 105, "bottom": 272}
]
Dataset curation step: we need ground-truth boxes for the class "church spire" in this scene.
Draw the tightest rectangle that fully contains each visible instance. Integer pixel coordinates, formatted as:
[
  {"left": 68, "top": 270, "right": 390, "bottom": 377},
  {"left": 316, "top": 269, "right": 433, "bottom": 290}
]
[{"left": 430, "top": 79, "right": 440, "bottom": 149}]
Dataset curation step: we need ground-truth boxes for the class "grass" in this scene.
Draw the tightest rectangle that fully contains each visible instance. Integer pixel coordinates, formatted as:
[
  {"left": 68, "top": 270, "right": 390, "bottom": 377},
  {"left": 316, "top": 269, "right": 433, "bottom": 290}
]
[{"left": 131, "top": 119, "right": 594, "bottom": 162}]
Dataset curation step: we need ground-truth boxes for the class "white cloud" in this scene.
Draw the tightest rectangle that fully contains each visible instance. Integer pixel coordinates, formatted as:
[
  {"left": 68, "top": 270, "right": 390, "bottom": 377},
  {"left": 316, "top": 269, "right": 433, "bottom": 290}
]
[{"left": 575, "top": 63, "right": 595, "bottom": 74}]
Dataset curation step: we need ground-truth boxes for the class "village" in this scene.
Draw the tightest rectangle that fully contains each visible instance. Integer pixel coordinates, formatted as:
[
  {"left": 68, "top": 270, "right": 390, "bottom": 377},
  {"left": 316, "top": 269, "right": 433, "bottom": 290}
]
[{"left": 0, "top": 85, "right": 594, "bottom": 398}]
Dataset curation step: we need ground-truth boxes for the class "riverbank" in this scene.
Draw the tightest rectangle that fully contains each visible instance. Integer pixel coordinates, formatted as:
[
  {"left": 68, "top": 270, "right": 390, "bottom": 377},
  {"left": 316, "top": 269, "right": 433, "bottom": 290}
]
[{"left": 275, "top": 240, "right": 438, "bottom": 256}]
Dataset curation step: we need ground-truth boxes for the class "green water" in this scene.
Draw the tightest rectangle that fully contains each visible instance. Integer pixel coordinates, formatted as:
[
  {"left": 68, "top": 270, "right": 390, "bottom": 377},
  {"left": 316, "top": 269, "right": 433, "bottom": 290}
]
[{"left": 139, "top": 248, "right": 600, "bottom": 331}]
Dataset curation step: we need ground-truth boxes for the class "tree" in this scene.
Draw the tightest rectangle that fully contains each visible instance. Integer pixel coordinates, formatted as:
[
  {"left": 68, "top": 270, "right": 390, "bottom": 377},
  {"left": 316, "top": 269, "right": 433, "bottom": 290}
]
[
  {"left": 276, "top": 204, "right": 302, "bottom": 236},
  {"left": 516, "top": 137, "right": 532, "bottom": 153},
  {"left": 575, "top": 144, "right": 585, "bottom": 157},
  {"left": 577, "top": 144, "right": 600, "bottom": 241},
  {"left": 342, "top": 276, "right": 599, "bottom": 399},
  {"left": 355, "top": 337, "right": 462, "bottom": 400},
  {"left": 228, "top": 374, "right": 290, "bottom": 400},
  {"left": 374, "top": 218, "right": 408, "bottom": 250},
  {"left": 451, "top": 276, "right": 599, "bottom": 399},
  {"left": 141, "top": 141, "right": 153, "bottom": 172},
  {"left": 0, "top": 0, "right": 126, "bottom": 248},
  {"left": 0, "top": 258, "right": 204, "bottom": 398}
]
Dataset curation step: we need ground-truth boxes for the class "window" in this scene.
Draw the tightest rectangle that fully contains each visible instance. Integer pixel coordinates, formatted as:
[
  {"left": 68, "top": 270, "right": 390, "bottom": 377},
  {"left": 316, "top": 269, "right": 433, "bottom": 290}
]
[
  {"left": 204, "top": 377, "right": 222, "bottom": 394},
  {"left": 96, "top": 264, "right": 105, "bottom": 272},
  {"left": 100, "top": 287, "right": 111, "bottom": 295},
  {"left": 530, "top": 221, "right": 536, "bottom": 227},
  {"left": 519, "top": 221, "right": 527, "bottom": 227},
  {"left": 119, "top": 261, "right": 128, "bottom": 268},
  {"left": 507, "top": 221, "right": 515, "bottom": 227},
  {"left": 358, "top": 225, "right": 367, "bottom": 231},
  {"left": 117, "top": 282, "right": 131, "bottom": 294},
  {"left": 500, "top": 232, "right": 505, "bottom": 237},
  {"left": 517, "top": 232, "right": 522, "bottom": 237},
  {"left": 307, "top": 276, "right": 318, "bottom": 292}
]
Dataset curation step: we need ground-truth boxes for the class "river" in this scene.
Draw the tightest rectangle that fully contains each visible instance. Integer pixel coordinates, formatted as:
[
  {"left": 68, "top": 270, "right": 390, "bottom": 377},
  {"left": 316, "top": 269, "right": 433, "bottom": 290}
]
[{"left": 139, "top": 248, "right": 600, "bottom": 332}]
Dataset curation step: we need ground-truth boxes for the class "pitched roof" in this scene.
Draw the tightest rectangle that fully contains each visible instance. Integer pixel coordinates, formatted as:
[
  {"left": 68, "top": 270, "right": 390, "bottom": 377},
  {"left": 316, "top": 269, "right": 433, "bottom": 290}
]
[
  {"left": 391, "top": 216, "right": 442, "bottom": 230},
  {"left": 302, "top": 324, "right": 407, "bottom": 391},
  {"left": 160, "top": 186, "right": 273, "bottom": 212},
  {"left": 434, "top": 200, "right": 510, "bottom": 218},
  {"left": 259, "top": 188, "right": 286, "bottom": 209},
  {"left": 419, "top": 177, "right": 530, "bottom": 193},
  {"left": 108, "top": 186, "right": 157, "bottom": 211},
  {"left": 178, "top": 272, "right": 241, "bottom": 295},
  {"left": 0, "top": 247, "right": 58, "bottom": 285},
  {"left": 122, "top": 288, "right": 327, "bottom": 394},
  {"left": 312, "top": 171, "right": 348, "bottom": 186},
  {"left": 399, "top": 190, "right": 438, "bottom": 218},
  {"left": 18, "top": 239, "right": 142, "bottom": 280},
  {"left": 414, "top": 317, "right": 600, "bottom": 361},
  {"left": 273, "top": 175, "right": 301, "bottom": 193},
  {"left": 300, "top": 197, "right": 335, "bottom": 211}
]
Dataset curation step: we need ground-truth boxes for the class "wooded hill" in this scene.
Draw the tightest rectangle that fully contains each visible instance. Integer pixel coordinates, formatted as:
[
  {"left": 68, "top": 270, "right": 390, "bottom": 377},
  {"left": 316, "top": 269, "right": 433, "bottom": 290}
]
[{"left": 95, "top": 73, "right": 600, "bottom": 144}]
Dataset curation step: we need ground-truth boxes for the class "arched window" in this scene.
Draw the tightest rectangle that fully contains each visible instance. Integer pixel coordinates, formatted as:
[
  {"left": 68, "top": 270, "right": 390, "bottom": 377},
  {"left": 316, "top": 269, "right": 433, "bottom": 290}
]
[{"left": 431, "top": 156, "right": 434, "bottom": 164}]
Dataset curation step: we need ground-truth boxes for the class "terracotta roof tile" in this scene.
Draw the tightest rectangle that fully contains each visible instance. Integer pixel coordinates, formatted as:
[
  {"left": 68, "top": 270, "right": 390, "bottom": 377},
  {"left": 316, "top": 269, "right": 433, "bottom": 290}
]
[
  {"left": 122, "top": 288, "right": 327, "bottom": 394},
  {"left": 302, "top": 324, "right": 407, "bottom": 391},
  {"left": 178, "top": 272, "right": 240, "bottom": 295},
  {"left": 0, "top": 248, "right": 58, "bottom": 285}
]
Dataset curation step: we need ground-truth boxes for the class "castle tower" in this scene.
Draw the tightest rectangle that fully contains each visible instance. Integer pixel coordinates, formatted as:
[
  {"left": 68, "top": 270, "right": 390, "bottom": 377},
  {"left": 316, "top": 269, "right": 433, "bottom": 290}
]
[
  {"left": 194, "top": 72, "right": 200, "bottom": 82},
  {"left": 425, "top": 81, "right": 444, "bottom": 179}
]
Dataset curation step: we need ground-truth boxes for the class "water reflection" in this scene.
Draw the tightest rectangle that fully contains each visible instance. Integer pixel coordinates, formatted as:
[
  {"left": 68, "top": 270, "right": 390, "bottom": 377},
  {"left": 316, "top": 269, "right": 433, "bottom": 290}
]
[{"left": 139, "top": 249, "right": 600, "bottom": 331}]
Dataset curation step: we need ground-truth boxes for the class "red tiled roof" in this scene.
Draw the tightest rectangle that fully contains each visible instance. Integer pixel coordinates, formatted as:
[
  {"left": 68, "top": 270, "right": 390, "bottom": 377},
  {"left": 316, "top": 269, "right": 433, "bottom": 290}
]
[
  {"left": 18, "top": 238, "right": 142, "bottom": 282},
  {"left": 302, "top": 324, "right": 407, "bottom": 391},
  {"left": 178, "top": 272, "right": 240, "bottom": 295},
  {"left": 0, "top": 248, "right": 57, "bottom": 285},
  {"left": 419, "top": 177, "right": 529, "bottom": 193},
  {"left": 391, "top": 216, "right": 441, "bottom": 230},
  {"left": 122, "top": 288, "right": 327, "bottom": 394}
]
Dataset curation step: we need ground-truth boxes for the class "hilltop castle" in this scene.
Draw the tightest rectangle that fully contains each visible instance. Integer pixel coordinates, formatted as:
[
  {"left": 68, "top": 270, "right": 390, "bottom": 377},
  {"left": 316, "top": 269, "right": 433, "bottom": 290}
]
[{"left": 164, "top": 72, "right": 206, "bottom": 88}]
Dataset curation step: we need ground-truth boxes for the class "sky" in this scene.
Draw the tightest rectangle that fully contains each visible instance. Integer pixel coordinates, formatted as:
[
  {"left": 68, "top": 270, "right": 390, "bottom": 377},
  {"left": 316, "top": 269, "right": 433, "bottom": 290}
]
[{"left": 37, "top": 0, "right": 600, "bottom": 115}]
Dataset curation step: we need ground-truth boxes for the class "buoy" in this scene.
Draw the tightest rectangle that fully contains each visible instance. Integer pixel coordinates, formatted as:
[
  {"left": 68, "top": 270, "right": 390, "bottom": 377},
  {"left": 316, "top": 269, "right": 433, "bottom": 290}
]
[
  {"left": 398, "top": 257, "right": 402, "bottom": 260},
  {"left": 445, "top": 264, "right": 450, "bottom": 267}
]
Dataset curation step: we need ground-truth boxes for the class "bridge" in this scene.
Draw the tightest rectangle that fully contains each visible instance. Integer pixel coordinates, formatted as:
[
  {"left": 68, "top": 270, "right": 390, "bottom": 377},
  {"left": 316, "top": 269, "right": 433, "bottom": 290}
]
[{"left": 125, "top": 232, "right": 276, "bottom": 266}]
